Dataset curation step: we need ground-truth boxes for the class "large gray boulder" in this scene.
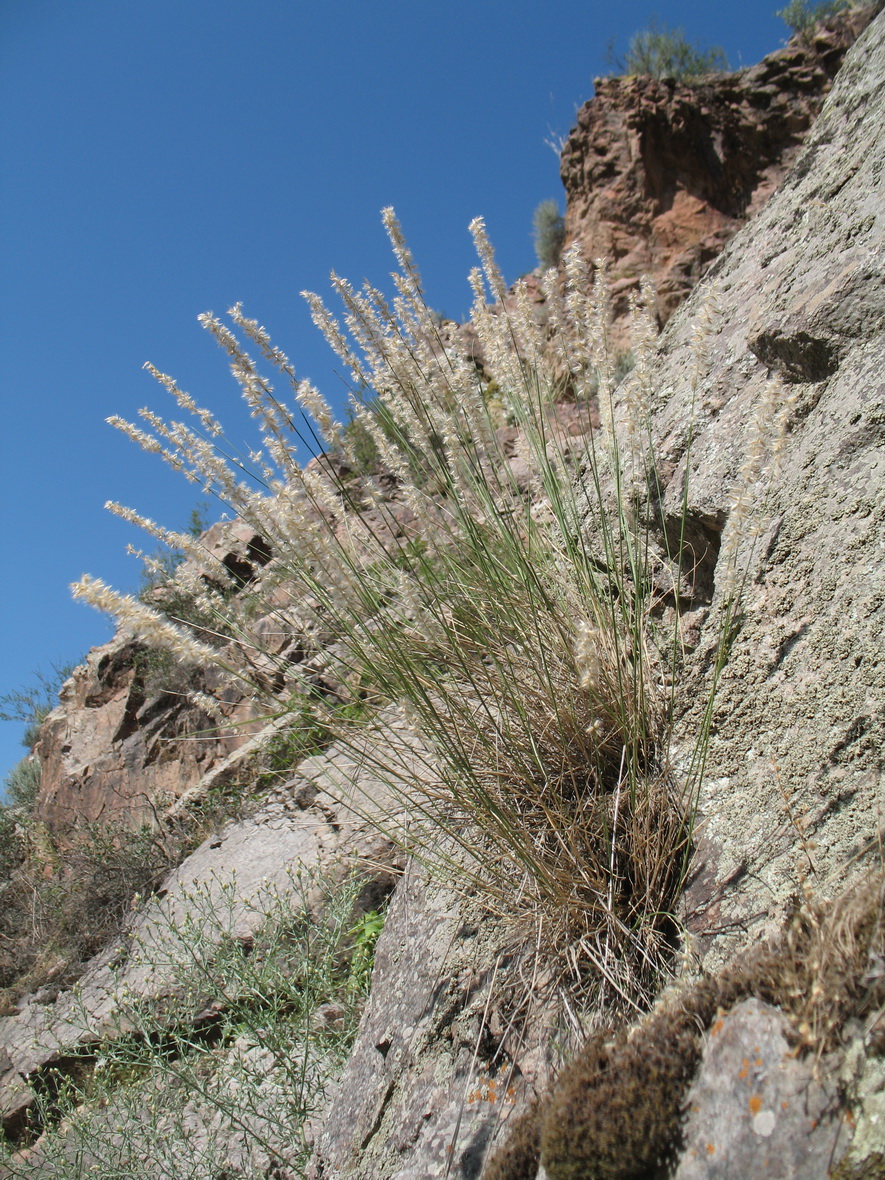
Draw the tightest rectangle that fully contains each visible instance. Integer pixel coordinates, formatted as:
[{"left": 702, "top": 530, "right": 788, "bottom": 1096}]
[{"left": 659, "top": 7, "right": 885, "bottom": 968}]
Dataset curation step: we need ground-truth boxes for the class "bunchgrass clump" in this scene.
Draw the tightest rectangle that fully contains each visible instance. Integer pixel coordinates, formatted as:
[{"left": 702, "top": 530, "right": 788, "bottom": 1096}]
[{"left": 71, "top": 211, "right": 758, "bottom": 1013}]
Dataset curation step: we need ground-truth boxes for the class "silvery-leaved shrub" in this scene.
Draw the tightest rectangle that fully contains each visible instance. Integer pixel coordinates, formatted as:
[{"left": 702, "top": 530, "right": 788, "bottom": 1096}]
[{"left": 532, "top": 198, "right": 566, "bottom": 269}]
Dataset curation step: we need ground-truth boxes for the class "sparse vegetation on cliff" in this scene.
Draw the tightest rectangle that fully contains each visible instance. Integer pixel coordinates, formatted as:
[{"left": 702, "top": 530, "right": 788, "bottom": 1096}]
[
  {"left": 532, "top": 198, "right": 566, "bottom": 268},
  {"left": 0, "top": 868, "right": 385, "bottom": 1176},
  {"left": 69, "top": 212, "right": 783, "bottom": 1023},
  {"left": 613, "top": 19, "right": 728, "bottom": 79},
  {"left": 0, "top": 806, "right": 186, "bottom": 1014},
  {"left": 777, "top": 0, "right": 851, "bottom": 37},
  {"left": 0, "top": 663, "right": 76, "bottom": 753}
]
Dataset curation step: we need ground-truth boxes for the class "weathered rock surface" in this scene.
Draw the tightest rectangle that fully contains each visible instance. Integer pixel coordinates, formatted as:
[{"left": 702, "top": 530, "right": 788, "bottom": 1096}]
[
  {"left": 561, "top": 5, "right": 881, "bottom": 335},
  {"left": 0, "top": 720, "right": 410, "bottom": 1135},
  {"left": 308, "top": 859, "right": 555, "bottom": 1180},
  {"left": 653, "top": 8, "right": 885, "bottom": 973},
  {"left": 676, "top": 1000, "right": 850, "bottom": 1179},
  {"left": 34, "top": 637, "right": 227, "bottom": 831}
]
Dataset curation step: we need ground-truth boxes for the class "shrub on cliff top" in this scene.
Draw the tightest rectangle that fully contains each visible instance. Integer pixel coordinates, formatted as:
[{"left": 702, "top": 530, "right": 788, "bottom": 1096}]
[
  {"left": 532, "top": 199, "right": 566, "bottom": 269},
  {"left": 617, "top": 19, "right": 728, "bottom": 79},
  {"left": 776, "top": 0, "right": 851, "bottom": 37}
]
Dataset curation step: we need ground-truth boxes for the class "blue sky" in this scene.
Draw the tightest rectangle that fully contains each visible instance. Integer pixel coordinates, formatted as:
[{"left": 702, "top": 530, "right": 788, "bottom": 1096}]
[{"left": 1, "top": 0, "right": 792, "bottom": 783}]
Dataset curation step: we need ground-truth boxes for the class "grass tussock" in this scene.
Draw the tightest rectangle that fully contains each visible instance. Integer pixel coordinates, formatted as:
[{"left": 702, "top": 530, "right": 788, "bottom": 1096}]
[{"left": 70, "top": 210, "right": 776, "bottom": 1013}]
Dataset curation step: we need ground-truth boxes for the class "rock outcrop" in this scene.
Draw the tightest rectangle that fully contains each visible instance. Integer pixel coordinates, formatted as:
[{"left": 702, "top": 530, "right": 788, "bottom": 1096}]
[
  {"left": 34, "top": 638, "right": 228, "bottom": 832},
  {"left": 312, "top": 10, "right": 885, "bottom": 1176},
  {"left": 3, "top": 8, "right": 884, "bottom": 1178},
  {"left": 34, "top": 520, "right": 281, "bottom": 834},
  {"left": 560, "top": 4, "right": 881, "bottom": 334}
]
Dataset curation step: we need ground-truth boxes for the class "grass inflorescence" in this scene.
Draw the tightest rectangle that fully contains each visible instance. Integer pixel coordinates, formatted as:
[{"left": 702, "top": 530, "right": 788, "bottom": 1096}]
[{"left": 70, "top": 210, "right": 763, "bottom": 1015}]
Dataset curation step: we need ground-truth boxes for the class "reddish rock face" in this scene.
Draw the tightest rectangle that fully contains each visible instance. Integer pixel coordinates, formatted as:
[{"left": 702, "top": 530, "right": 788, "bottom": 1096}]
[
  {"left": 34, "top": 638, "right": 240, "bottom": 833},
  {"left": 560, "top": 6, "right": 880, "bottom": 337}
]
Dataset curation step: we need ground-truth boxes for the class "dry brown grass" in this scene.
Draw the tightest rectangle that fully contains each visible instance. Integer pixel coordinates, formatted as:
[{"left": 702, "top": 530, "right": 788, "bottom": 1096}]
[{"left": 486, "top": 866, "right": 885, "bottom": 1179}]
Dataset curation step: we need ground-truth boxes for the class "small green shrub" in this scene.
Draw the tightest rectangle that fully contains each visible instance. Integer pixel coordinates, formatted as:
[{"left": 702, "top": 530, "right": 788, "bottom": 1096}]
[
  {"left": 613, "top": 348, "right": 636, "bottom": 386},
  {"left": 1, "top": 869, "right": 386, "bottom": 1176},
  {"left": 532, "top": 199, "right": 566, "bottom": 269},
  {"left": 0, "top": 663, "right": 77, "bottom": 750},
  {"left": 0, "top": 808, "right": 25, "bottom": 886},
  {"left": 131, "top": 644, "right": 203, "bottom": 699},
  {"left": 616, "top": 20, "right": 728, "bottom": 80},
  {"left": 342, "top": 407, "right": 382, "bottom": 475},
  {"left": 257, "top": 704, "right": 333, "bottom": 783},
  {"left": 256, "top": 696, "right": 371, "bottom": 793},
  {"left": 776, "top": 0, "right": 850, "bottom": 36},
  {"left": 347, "top": 907, "right": 385, "bottom": 993},
  {"left": 3, "top": 755, "right": 41, "bottom": 811}
]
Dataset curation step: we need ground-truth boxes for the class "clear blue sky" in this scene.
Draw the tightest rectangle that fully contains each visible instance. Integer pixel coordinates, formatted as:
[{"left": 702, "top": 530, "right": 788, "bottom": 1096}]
[{"left": 1, "top": 0, "right": 791, "bottom": 783}]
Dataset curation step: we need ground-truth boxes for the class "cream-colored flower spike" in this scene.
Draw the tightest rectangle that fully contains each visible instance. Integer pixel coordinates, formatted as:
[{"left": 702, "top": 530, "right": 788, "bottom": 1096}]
[{"left": 70, "top": 575, "right": 219, "bottom": 666}]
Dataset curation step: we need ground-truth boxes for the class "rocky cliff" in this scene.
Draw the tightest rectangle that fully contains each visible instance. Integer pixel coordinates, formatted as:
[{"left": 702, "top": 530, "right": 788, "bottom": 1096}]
[
  {"left": 2, "top": 9, "right": 884, "bottom": 1179},
  {"left": 309, "top": 12, "right": 885, "bottom": 1175},
  {"left": 561, "top": 4, "right": 880, "bottom": 334}
]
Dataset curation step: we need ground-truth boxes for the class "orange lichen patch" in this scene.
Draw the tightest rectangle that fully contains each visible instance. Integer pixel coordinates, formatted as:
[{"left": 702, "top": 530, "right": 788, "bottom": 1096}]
[
  {"left": 487, "top": 871, "right": 885, "bottom": 1180},
  {"left": 782, "top": 1100, "right": 789, "bottom": 1111},
  {"left": 466, "top": 1071, "right": 514, "bottom": 1106}
]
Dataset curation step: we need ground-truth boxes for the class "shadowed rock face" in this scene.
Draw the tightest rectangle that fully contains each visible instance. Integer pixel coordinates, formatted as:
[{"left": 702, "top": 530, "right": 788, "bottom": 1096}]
[{"left": 560, "top": 5, "right": 882, "bottom": 336}]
